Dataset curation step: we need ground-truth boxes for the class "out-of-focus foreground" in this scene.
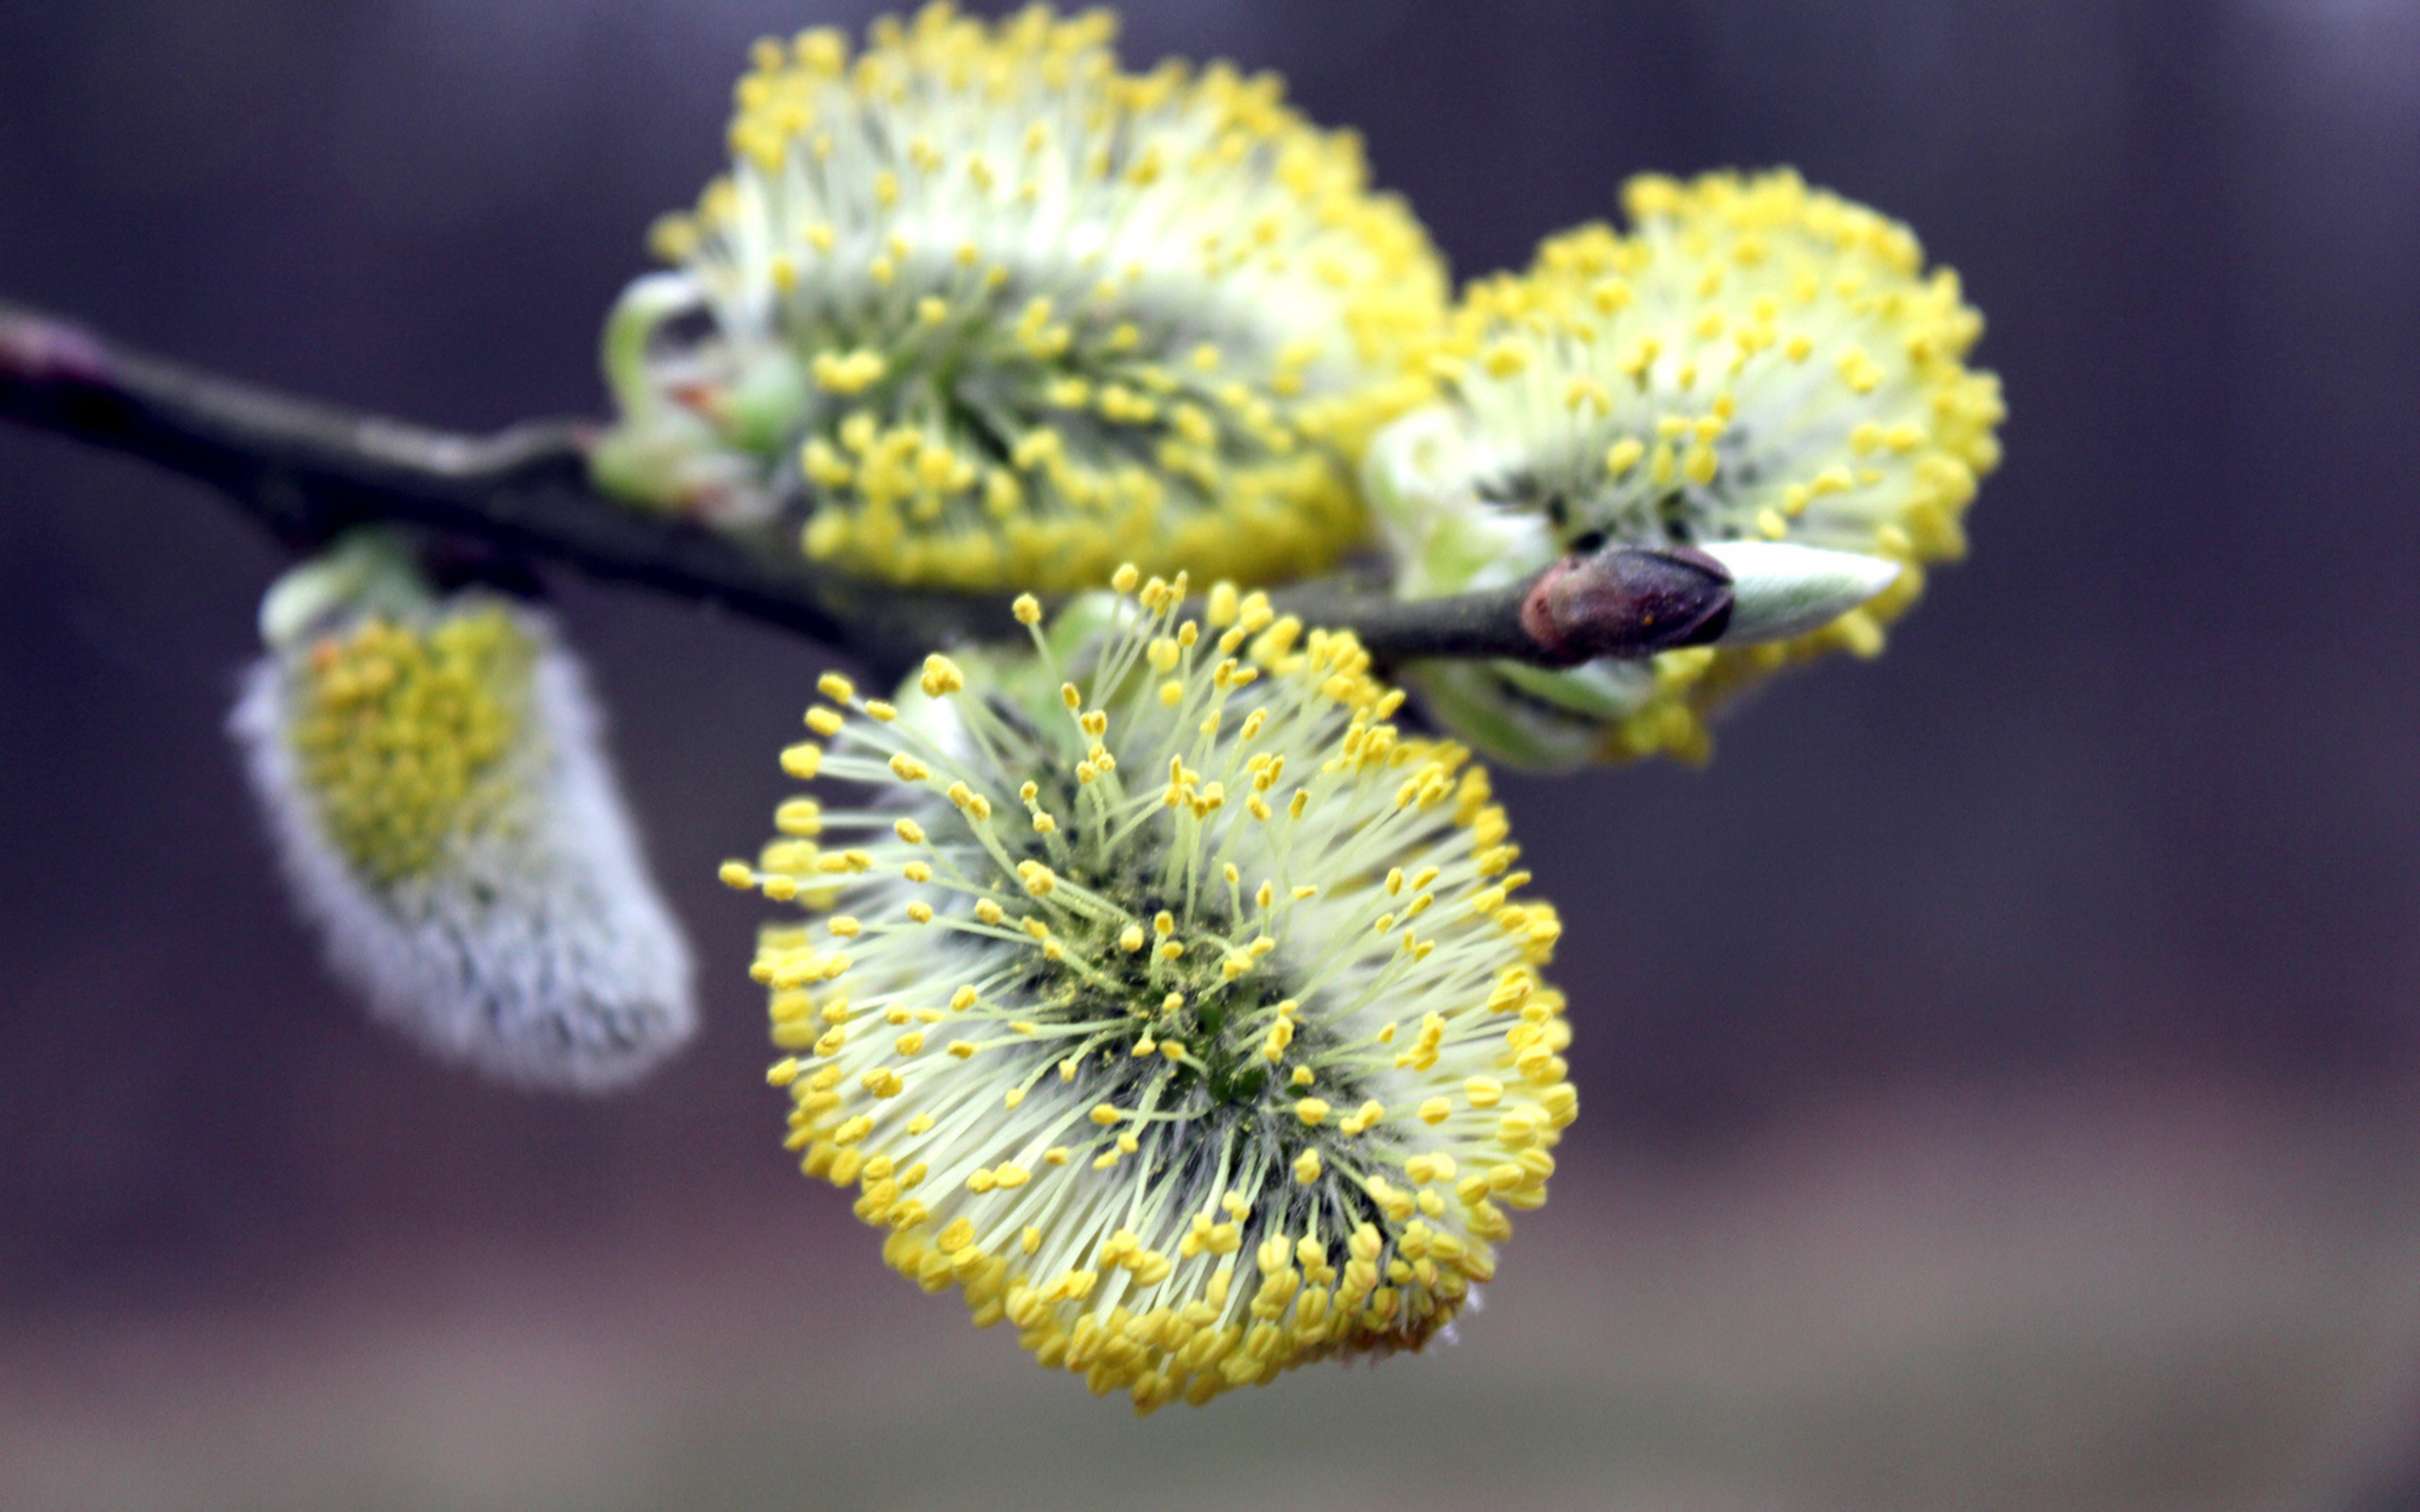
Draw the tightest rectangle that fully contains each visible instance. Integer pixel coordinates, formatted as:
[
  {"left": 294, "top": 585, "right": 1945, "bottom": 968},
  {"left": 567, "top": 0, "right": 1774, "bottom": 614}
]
[{"left": 9, "top": 1091, "right": 2420, "bottom": 1510}]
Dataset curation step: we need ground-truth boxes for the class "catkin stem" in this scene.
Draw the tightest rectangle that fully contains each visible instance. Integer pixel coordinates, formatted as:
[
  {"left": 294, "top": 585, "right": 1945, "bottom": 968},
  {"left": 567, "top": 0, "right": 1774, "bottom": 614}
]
[{"left": 0, "top": 299, "right": 1703, "bottom": 679}]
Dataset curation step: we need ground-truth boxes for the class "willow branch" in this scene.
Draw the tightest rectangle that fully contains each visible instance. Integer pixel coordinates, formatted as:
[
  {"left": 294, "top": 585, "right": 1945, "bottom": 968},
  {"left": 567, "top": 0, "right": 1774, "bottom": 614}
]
[{"left": 0, "top": 301, "right": 1726, "bottom": 681}]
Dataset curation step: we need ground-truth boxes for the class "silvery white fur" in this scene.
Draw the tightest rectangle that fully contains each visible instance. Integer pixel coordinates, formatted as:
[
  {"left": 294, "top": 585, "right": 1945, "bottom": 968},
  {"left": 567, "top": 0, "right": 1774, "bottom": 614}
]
[{"left": 230, "top": 609, "right": 694, "bottom": 1091}]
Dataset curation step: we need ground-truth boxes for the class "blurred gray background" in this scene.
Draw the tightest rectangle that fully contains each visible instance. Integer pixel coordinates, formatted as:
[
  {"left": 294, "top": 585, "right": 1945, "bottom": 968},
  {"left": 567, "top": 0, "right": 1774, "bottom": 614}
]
[{"left": 3, "top": 1, "right": 2418, "bottom": 1508}]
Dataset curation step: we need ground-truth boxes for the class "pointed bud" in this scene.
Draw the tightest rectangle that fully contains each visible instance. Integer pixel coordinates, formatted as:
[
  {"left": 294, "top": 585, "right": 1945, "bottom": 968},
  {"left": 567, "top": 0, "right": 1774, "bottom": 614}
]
[
  {"left": 1696, "top": 541, "right": 1902, "bottom": 646},
  {"left": 1518, "top": 546, "right": 1734, "bottom": 664}
]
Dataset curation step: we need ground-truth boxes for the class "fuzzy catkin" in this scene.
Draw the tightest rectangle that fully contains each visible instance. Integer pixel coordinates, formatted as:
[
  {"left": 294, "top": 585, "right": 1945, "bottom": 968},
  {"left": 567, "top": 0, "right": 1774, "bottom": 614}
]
[{"left": 232, "top": 605, "right": 694, "bottom": 1091}]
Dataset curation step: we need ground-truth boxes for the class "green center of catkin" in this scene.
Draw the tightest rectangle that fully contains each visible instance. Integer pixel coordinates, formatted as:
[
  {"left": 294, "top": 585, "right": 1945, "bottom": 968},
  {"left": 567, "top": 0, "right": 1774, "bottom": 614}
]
[
  {"left": 990, "top": 769, "right": 1275, "bottom": 1103},
  {"left": 1009, "top": 895, "right": 1394, "bottom": 1230},
  {"left": 1516, "top": 438, "right": 1766, "bottom": 555},
  {"left": 288, "top": 609, "right": 533, "bottom": 882},
  {"left": 997, "top": 826, "right": 1385, "bottom": 1194},
  {"left": 1033, "top": 901, "right": 1274, "bottom": 1101}
]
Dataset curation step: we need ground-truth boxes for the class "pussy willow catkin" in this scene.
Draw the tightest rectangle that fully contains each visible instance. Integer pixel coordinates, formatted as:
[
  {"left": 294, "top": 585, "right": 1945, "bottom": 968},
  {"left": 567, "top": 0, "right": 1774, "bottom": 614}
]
[
  {"left": 1368, "top": 169, "right": 2004, "bottom": 768},
  {"left": 725, "top": 569, "right": 1573, "bottom": 1410},
  {"left": 599, "top": 3, "right": 1445, "bottom": 593},
  {"left": 234, "top": 545, "right": 693, "bottom": 1091}
]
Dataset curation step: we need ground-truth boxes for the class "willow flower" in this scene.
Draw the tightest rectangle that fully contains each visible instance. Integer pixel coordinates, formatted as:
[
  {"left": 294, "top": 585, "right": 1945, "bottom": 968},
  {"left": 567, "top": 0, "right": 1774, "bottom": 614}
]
[
  {"left": 597, "top": 2, "right": 1445, "bottom": 590},
  {"left": 231, "top": 538, "right": 694, "bottom": 1091},
  {"left": 1368, "top": 168, "right": 2006, "bottom": 769},
  {"left": 724, "top": 568, "right": 1573, "bottom": 1411}
]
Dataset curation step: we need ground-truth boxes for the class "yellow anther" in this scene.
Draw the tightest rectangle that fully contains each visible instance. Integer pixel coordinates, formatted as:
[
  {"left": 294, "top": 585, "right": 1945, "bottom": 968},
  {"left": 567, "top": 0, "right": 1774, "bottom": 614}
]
[{"left": 919, "top": 654, "right": 966, "bottom": 696}]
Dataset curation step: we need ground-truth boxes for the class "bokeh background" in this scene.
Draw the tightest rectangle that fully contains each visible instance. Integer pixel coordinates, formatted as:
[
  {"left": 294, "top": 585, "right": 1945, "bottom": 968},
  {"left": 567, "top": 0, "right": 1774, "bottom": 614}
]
[{"left": 4, "top": 0, "right": 2419, "bottom": 1507}]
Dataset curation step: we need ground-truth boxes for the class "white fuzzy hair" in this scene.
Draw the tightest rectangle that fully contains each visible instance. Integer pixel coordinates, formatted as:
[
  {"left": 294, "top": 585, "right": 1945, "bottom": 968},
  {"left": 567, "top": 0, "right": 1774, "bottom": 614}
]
[{"left": 229, "top": 610, "right": 694, "bottom": 1092}]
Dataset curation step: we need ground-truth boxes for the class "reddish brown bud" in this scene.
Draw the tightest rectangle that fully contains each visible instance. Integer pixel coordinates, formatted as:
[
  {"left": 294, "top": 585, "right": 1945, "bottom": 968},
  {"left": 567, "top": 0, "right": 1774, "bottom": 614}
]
[{"left": 1519, "top": 545, "right": 1734, "bottom": 664}]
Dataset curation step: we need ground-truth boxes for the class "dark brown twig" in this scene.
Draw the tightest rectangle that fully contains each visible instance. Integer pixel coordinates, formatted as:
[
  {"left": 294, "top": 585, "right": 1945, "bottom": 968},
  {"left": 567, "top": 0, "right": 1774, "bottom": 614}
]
[{"left": 0, "top": 301, "right": 1725, "bottom": 681}]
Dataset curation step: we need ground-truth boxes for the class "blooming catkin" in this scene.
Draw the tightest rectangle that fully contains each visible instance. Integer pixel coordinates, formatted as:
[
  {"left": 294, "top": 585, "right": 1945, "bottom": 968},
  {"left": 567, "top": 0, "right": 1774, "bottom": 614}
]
[
  {"left": 1367, "top": 168, "right": 2006, "bottom": 769},
  {"left": 596, "top": 2, "right": 1445, "bottom": 592},
  {"left": 233, "top": 551, "right": 694, "bottom": 1091},
  {"left": 726, "top": 569, "right": 1573, "bottom": 1411}
]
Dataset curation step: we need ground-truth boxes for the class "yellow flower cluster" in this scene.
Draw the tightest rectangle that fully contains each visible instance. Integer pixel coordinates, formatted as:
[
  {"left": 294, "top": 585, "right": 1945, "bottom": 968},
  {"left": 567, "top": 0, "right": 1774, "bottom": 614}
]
[
  {"left": 286, "top": 609, "right": 533, "bottom": 882},
  {"left": 1376, "top": 169, "right": 2005, "bottom": 766},
  {"left": 636, "top": 4, "right": 1445, "bottom": 590},
  {"left": 725, "top": 568, "right": 1573, "bottom": 1410}
]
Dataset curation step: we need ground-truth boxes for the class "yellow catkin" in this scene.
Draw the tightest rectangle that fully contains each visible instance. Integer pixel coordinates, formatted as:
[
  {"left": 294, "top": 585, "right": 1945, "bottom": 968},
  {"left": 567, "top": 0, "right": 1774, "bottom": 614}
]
[
  {"left": 1374, "top": 168, "right": 2003, "bottom": 771},
  {"left": 752, "top": 573, "right": 1574, "bottom": 1413},
  {"left": 608, "top": 2, "right": 1451, "bottom": 593}
]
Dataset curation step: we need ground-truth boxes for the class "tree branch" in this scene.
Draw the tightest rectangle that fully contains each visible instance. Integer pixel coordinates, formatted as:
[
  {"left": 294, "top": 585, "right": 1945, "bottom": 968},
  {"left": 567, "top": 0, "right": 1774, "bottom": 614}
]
[{"left": 0, "top": 301, "right": 1724, "bottom": 681}]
